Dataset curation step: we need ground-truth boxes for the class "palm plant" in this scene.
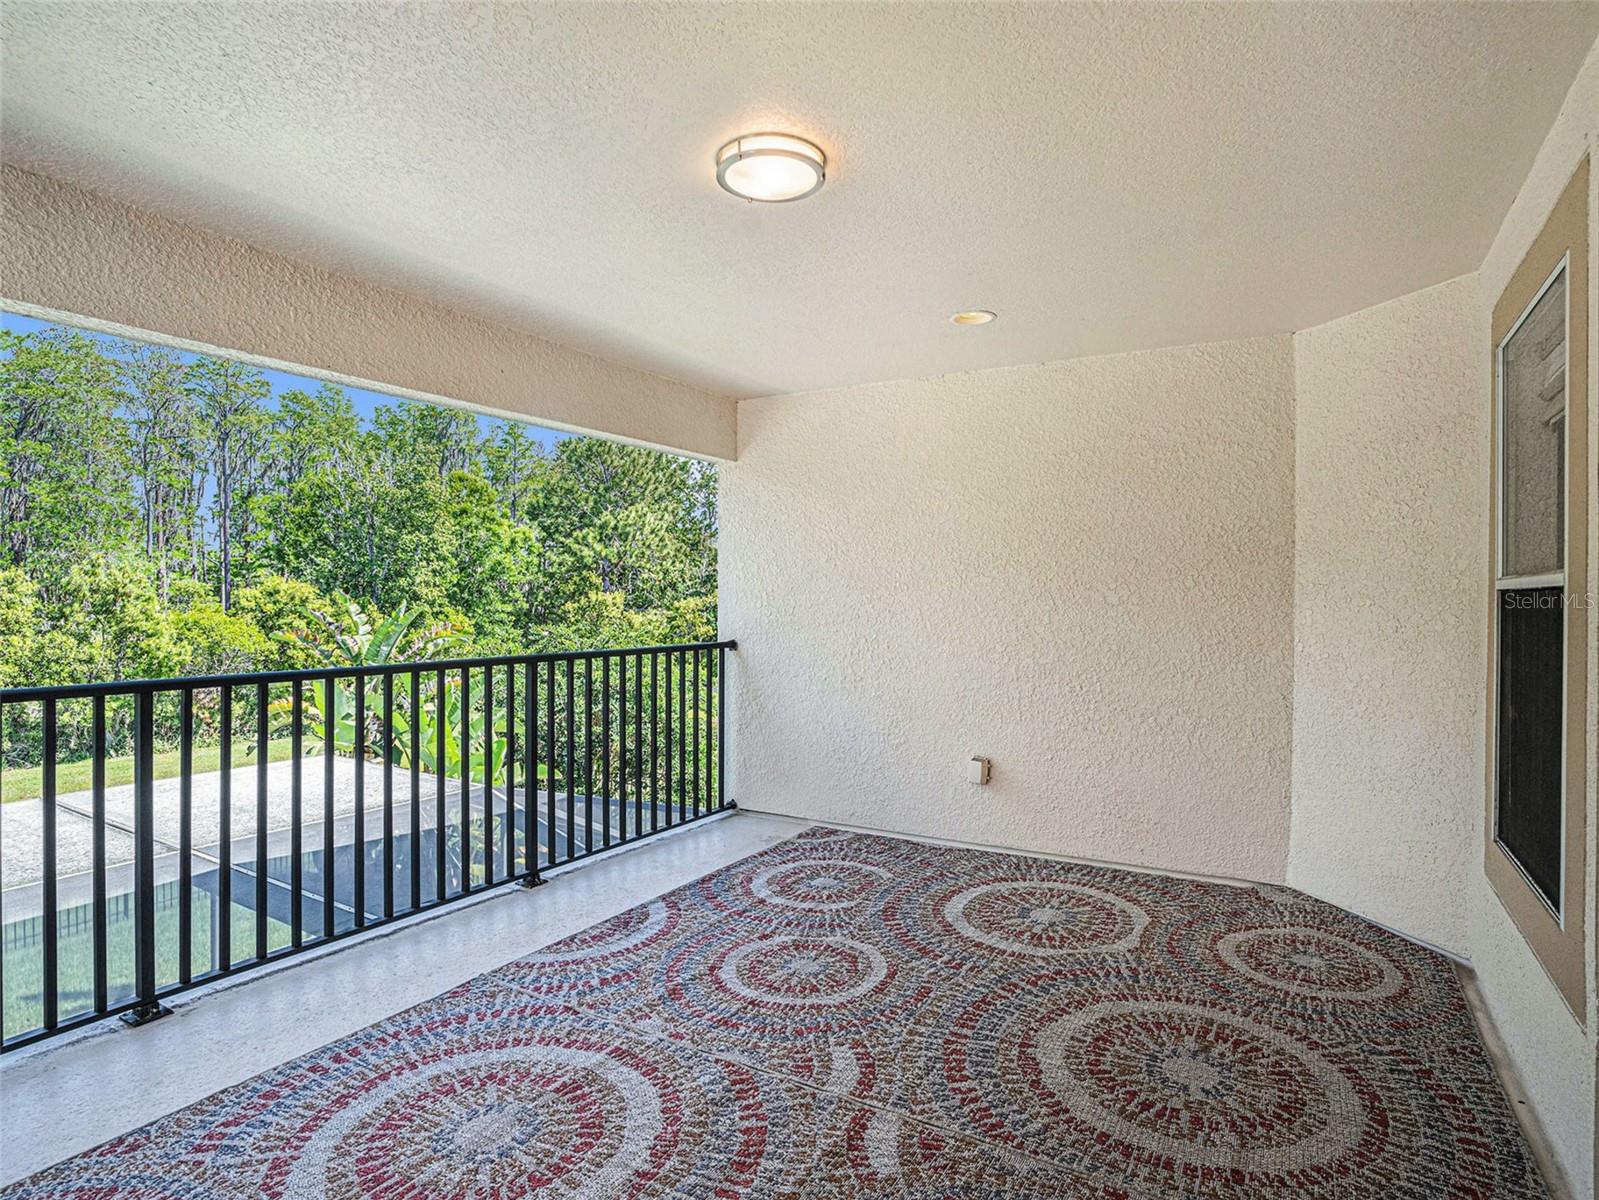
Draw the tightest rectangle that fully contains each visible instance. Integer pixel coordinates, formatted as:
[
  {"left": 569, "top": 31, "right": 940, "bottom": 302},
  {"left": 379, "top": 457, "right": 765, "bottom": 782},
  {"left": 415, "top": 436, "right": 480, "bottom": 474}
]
[
  {"left": 301, "top": 595, "right": 465, "bottom": 669},
  {"left": 269, "top": 596, "right": 477, "bottom": 770},
  {"left": 392, "top": 670, "right": 515, "bottom": 787}
]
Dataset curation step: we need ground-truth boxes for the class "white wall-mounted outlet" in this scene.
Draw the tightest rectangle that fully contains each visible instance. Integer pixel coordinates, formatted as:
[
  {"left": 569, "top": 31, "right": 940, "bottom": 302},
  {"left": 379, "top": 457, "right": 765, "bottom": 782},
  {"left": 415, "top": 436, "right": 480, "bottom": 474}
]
[{"left": 968, "top": 756, "right": 991, "bottom": 785}]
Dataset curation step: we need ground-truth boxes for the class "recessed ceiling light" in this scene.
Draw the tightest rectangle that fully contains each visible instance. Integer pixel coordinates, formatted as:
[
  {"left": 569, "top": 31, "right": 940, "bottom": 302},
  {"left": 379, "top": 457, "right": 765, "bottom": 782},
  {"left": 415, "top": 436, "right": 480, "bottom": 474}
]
[
  {"left": 716, "top": 133, "right": 826, "bottom": 203},
  {"left": 951, "top": 310, "right": 997, "bottom": 326}
]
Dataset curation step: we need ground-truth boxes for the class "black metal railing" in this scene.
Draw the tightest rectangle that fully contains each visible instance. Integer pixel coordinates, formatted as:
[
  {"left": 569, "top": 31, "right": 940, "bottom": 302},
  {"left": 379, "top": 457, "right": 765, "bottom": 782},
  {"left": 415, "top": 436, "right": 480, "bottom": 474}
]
[{"left": 0, "top": 640, "right": 734, "bottom": 1051}]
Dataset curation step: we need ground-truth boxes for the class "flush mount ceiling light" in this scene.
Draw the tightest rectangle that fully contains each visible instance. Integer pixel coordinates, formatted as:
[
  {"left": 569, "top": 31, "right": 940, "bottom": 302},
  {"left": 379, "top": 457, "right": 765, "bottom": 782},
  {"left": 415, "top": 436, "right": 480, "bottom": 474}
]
[
  {"left": 951, "top": 310, "right": 997, "bottom": 326},
  {"left": 715, "top": 133, "right": 826, "bottom": 202}
]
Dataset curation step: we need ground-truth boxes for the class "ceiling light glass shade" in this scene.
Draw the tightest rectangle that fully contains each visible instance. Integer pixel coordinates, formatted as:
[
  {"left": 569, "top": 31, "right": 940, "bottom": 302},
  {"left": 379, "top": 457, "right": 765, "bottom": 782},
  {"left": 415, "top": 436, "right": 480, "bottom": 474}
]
[
  {"left": 716, "top": 133, "right": 826, "bottom": 202},
  {"left": 951, "top": 310, "right": 997, "bottom": 325}
]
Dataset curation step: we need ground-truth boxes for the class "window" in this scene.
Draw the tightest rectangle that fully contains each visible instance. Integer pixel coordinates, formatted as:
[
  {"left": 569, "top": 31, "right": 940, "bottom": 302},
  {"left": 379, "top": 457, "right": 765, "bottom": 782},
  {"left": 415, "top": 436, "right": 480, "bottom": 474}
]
[
  {"left": 1485, "top": 156, "right": 1588, "bottom": 1021},
  {"left": 1494, "top": 264, "right": 1568, "bottom": 916}
]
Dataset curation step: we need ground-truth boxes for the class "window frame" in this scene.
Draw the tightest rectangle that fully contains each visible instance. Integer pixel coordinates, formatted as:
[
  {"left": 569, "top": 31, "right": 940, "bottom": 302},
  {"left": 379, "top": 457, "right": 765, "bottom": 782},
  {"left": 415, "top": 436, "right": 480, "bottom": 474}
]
[{"left": 1492, "top": 254, "right": 1571, "bottom": 923}]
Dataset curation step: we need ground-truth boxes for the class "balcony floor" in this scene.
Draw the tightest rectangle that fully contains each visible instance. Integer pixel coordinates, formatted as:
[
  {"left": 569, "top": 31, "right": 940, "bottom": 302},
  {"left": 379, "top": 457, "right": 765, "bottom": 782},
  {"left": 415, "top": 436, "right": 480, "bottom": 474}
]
[
  {"left": 0, "top": 813, "right": 1564, "bottom": 1198},
  {"left": 0, "top": 809, "right": 799, "bottom": 1186}
]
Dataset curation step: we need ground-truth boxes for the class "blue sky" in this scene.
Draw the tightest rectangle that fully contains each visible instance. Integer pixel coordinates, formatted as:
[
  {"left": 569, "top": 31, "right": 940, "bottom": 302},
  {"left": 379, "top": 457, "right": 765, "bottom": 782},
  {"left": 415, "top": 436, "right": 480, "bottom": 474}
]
[{"left": 2, "top": 310, "right": 566, "bottom": 450}]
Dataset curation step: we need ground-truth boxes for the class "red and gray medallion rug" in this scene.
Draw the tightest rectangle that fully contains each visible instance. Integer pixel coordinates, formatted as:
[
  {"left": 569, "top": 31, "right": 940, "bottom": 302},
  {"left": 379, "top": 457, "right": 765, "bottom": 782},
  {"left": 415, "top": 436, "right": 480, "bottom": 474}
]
[{"left": 4, "top": 827, "right": 1549, "bottom": 1198}]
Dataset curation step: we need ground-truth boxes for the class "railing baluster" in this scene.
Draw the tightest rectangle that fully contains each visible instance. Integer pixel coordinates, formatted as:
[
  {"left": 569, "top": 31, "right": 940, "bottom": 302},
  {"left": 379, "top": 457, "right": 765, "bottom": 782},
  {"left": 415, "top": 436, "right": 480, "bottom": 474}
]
[
  {"left": 255, "top": 682, "right": 268, "bottom": 960},
  {"left": 460, "top": 667, "right": 471, "bottom": 891},
  {"left": 618, "top": 654, "right": 628, "bottom": 845},
  {"left": 677, "top": 652, "right": 686, "bottom": 823},
  {"left": 353, "top": 674, "right": 365, "bottom": 929},
  {"left": 677, "top": 653, "right": 685, "bottom": 823},
  {"left": 382, "top": 672, "right": 394, "bottom": 919},
  {"left": 634, "top": 651, "right": 644, "bottom": 836},
  {"left": 505, "top": 663, "right": 518, "bottom": 878},
  {"left": 523, "top": 660, "right": 537, "bottom": 882},
  {"left": 410, "top": 670, "right": 421, "bottom": 912},
  {"left": 546, "top": 658, "right": 556, "bottom": 869},
  {"left": 717, "top": 646, "right": 728, "bottom": 810},
  {"left": 651, "top": 652, "right": 660, "bottom": 833},
  {"left": 705, "top": 649, "right": 714, "bottom": 814},
  {"left": 664, "top": 652, "right": 673, "bottom": 828},
  {"left": 91, "top": 695, "right": 108, "bottom": 1011},
  {"left": 40, "top": 698, "right": 57, "bottom": 1031},
  {"left": 694, "top": 650, "right": 703, "bottom": 818},
  {"left": 601, "top": 653, "right": 612, "bottom": 850},
  {"left": 583, "top": 657, "right": 593, "bottom": 855},
  {"left": 703, "top": 650, "right": 713, "bottom": 814},
  {"left": 323, "top": 676, "right": 335, "bottom": 940},
  {"left": 179, "top": 687, "right": 194, "bottom": 982},
  {"left": 129, "top": 688, "right": 165, "bottom": 1024},
  {"left": 484, "top": 664, "right": 495, "bottom": 887},
  {"left": 679, "top": 651, "right": 688, "bottom": 824},
  {"left": 218, "top": 687, "right": 231, "bottom": 972},
  {"left": 692, "top": 648, "right": 701, "bottom": 821},
  {"left": 435, "top": 668, "right": 447, "bottom": 903},
  {"left": 564, "top": 659, "right": 575, "bottom": 863},
  {"left": 290, "top": 680, "right": 303, "bottom": 949}
]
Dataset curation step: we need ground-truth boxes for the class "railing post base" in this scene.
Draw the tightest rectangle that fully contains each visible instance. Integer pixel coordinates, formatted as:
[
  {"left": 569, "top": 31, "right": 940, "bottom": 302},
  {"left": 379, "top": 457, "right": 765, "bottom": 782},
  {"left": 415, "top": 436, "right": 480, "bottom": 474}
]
[
  {"left": 120, "top": 1002, "right": 172, "bottom": 1029},
  {"left": 516, "top": 873, "right": 545, "bottom": 889}
]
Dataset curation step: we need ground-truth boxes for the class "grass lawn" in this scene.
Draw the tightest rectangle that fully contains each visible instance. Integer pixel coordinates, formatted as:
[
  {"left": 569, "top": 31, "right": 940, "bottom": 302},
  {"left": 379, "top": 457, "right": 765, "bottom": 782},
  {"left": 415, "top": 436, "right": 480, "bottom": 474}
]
[{"left": 1, "top": 737, "right": 301, "bottom": 804}]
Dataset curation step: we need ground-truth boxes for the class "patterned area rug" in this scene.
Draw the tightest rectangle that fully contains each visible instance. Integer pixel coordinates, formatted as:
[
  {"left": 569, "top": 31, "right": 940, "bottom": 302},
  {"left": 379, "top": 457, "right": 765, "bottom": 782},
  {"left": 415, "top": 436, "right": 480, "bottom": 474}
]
[{"left": 6, "top": 827, "right": 1548, "bottom": 1198}]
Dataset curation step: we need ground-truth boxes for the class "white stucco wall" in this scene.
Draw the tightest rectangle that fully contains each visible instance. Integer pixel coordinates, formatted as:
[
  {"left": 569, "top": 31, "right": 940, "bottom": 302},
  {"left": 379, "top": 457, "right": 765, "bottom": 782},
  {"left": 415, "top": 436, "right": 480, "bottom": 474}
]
[
  {"left": 1288, "top": 274, "right": 1484, "bottom": 957},
  {"left": 0, "top": 166, "right": 736, "bottom": 460},
  {"left": 720, "top": 337, "right": 1297, "bottom": 883},
  {"left": 1287, "top": 43, "right": 1598, "bottom": 1191},
  {"left": 1468, "top": 42, "right": 1599, "bottom": 1198}
]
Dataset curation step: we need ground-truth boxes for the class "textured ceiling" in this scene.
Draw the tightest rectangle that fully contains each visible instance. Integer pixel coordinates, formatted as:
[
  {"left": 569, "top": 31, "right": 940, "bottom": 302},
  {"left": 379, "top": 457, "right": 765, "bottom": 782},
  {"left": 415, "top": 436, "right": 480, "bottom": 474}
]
[{"left": 2, "top": 2, "right": 1596, "bottom": 399}]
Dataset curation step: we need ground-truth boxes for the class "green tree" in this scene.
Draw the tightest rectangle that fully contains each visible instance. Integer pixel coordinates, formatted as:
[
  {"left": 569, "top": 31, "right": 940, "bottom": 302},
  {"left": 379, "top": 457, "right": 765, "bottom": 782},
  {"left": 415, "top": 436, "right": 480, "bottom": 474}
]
[
  {"left": 119, "top": 341, "right": 202, "bottom": 599},
  {"left": 187, "top": 358, "right": 269, "bottom": 609},
  {"left": 439, "top": 471, "right": 544, "bottom": 650},
  {"left": 0, "top": 329, "right": 136, "bottom": 593},
  {"left": 232, "top": 574, "right": 340, "bottom": 669},
  {"left": 484, "top": 422, "right": 549, "bottom": 521},
  {"left": 164, "top": 579, "right": 272, "bottom": 676},
  {"left": 266, "top": 450, "right": 454, "bottom": 614},
  {"left": 370, "top": 402, "right": 480, "bottom": 480},
  {"left": 263, "top": 384, "right": 359, "bottom": 490},
  {"left": 0, "top": 566, "right": 39, "bottom": 686},
  {"left": 296, "top": 594, "right": 467, "bottom": 669},
  {"left": 52, "top": 557, "right": 180, "bottom": 682},
  {"left": 535, "top": 438, "right": 716, "bottom": 614}
]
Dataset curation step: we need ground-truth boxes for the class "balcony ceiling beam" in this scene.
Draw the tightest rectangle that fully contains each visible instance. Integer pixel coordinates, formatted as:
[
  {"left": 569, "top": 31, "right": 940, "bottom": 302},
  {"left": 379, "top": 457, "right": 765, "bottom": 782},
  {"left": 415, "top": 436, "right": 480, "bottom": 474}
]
[{"left": 0, "top": 165, "right": 737, "bottom": 462}]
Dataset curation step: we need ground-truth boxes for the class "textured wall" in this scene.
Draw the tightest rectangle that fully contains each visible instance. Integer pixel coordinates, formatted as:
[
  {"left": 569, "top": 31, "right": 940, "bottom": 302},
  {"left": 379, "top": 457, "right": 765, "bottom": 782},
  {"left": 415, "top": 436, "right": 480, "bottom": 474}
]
[
  {"left": 0, "top": 166, "right": 736, "bottom": 460},
  {"left": 1289, "top": 275, "right": 1484, "bottom": 957},
  {"left": 721, "top": 337, "right": 1297, "bottom": 883},
  {"left": 1469, "top": 40, "right": 1599, "bottom": 1198},
  {"left": 1288, "top": 41, "right": 1598, "bottom": 1191}
]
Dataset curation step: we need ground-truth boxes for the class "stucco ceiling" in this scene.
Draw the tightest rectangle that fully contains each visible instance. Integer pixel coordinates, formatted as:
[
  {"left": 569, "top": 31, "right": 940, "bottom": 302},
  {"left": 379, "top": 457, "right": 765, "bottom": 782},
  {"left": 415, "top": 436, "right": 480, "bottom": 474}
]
[{"left": 2, "top": 2, "right": 1597, "bottom": 399}]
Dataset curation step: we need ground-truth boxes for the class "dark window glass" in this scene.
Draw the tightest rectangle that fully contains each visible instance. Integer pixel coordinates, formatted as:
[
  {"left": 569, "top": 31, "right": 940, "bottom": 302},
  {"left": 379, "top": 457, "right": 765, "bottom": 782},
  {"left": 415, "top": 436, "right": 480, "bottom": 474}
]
[{"left": 1495, "top": 586, "right": 1564, "bottom": 911}]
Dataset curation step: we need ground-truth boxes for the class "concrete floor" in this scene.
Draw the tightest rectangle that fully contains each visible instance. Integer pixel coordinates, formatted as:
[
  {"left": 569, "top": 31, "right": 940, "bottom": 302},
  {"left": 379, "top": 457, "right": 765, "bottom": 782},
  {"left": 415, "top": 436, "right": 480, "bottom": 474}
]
[{"left": 0, "top": 809, "right": 805, "bottom": 1186}]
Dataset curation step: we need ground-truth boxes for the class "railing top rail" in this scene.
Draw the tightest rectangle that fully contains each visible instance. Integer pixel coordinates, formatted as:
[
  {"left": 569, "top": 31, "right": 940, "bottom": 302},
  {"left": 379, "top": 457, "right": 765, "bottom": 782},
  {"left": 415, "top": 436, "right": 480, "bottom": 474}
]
[{"left": 0, "top": 639, "right": 737, "bottom": 702}]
